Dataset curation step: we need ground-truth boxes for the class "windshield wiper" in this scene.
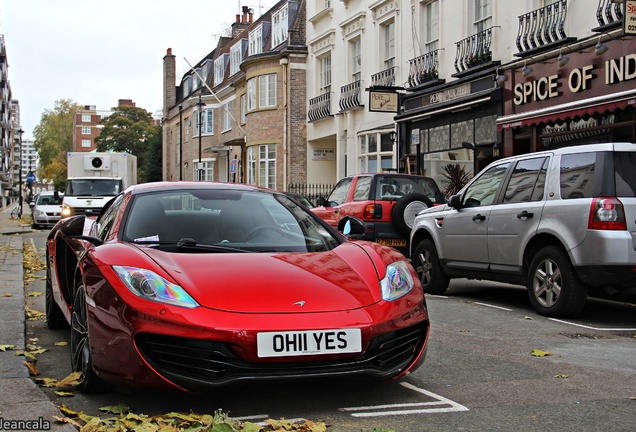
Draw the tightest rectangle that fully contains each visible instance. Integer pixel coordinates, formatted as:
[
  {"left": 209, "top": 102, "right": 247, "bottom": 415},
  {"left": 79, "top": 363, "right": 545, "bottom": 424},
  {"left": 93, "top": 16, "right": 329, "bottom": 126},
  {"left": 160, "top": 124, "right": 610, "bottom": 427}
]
[{"left": 131, "top": 238, "right": 248, "bottom": 253}]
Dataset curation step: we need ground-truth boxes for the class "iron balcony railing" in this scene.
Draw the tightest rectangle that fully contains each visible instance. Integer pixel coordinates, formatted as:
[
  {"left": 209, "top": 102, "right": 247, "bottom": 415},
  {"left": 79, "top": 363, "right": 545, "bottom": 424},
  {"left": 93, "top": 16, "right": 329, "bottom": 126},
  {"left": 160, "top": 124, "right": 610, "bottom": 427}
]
[
  {"left": 595, "top": 0, "right": 623, "bottom": 30},
  {"left": 454, "top": 28, "right": 494, "bottom": 73},
  {"left": 339, "top": 80, "right": 363, "bottom": 112},
  {"left": 308, "top": 91, "right": 332, "bottom": 122},
  {"left": 371, "top": 66, "right": 396, "bottom": 87},
  {"left": 516, "top": 0, "right": 569, "bottom": 54},
  {"left": 407, "top": 50, "right": 440, "bottom": 88}
]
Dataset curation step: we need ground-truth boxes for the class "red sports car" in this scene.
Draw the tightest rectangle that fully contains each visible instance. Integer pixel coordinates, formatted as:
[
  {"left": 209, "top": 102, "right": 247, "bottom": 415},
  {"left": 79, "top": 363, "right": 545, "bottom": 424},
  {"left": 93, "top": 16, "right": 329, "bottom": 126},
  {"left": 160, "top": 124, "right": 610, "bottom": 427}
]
[{"left": 45, "top": 182, "right": 430, "bottom": 393}]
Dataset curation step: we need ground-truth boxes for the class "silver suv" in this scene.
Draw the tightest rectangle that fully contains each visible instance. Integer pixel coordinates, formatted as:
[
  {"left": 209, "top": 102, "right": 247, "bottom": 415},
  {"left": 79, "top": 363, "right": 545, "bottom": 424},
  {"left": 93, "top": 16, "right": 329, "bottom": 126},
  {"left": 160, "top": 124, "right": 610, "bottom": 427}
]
[{"left": 410, "top": 143, "right": 636, "bottom": 317}]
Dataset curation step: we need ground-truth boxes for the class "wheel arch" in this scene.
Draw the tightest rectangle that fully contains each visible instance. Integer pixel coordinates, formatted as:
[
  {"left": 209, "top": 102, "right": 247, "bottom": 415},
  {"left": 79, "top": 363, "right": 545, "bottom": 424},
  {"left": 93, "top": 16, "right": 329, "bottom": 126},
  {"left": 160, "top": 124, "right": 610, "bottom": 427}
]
[
  {"left": 55, "top": 237, "right": 80, "bottom": 308},
  {"left": 523, "top": 233, "right": 569, "bottom": 276},
  {"left": 410, "top": 227, "right": 435, "bottom": 258}
]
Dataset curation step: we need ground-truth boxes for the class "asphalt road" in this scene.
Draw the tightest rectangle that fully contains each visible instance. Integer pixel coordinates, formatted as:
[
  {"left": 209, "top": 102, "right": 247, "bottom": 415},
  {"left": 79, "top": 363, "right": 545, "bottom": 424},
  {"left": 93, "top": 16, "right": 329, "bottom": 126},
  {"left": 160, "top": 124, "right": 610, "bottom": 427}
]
[{"left": 23, "top": 231, "right": 636, "bottom": 432}]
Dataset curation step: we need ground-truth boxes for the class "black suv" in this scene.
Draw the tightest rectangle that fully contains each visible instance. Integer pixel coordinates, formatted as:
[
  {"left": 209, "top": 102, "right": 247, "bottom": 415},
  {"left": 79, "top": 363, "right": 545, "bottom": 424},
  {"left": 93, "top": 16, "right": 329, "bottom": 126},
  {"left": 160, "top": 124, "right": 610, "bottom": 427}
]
[{"left": 312, "top": 173, "right": 445, "bottom": 256}]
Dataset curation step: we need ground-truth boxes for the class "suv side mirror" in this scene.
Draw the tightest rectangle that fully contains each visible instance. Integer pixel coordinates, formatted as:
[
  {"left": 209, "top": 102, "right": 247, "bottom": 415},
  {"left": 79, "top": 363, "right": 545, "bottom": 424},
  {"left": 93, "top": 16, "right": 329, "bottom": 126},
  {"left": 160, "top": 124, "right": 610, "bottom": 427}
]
[
  {"left": 316, "top": 196, "right": 327, "bottom": 207},
  {"left": 338, "top": 216, "right": 366, "bottom": 238},
  {"left": 448, "top": 194, "right": 462, "bottom": 209}
]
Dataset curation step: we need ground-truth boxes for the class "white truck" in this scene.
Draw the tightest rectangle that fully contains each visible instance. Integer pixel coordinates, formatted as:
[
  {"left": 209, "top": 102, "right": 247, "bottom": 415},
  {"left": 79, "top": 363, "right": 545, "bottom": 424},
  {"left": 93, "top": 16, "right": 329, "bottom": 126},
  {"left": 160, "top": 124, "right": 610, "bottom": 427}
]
[{"left": 61, "top": 152, "right": 137, "bottom": 218}]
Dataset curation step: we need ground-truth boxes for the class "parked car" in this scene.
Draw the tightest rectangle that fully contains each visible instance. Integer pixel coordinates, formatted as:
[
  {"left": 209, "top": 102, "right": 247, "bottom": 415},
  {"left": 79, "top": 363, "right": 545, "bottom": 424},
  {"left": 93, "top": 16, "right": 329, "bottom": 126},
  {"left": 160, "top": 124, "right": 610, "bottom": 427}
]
[
  {"left": 410, "top": 143, "right": 636, "bottom": 318},
  {"left": 31, "top": 191, "right": 64, "bottom": 229},
  {"left": 45, "top": 182, "right": 429, "bottom": 393},
  {"left": 312, "top": 173, "right": 445, "bottom": 256},
  {"left": 285, "top": 192, "right": 314, "bottom": 208}
]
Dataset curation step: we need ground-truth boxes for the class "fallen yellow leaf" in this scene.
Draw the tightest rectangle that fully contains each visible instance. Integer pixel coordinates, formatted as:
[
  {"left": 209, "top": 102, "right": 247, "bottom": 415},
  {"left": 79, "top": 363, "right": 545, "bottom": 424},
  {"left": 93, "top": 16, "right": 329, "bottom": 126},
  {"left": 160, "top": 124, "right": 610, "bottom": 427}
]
[{"left": 530, "top": 348, "right": 553, "bottom": 357}]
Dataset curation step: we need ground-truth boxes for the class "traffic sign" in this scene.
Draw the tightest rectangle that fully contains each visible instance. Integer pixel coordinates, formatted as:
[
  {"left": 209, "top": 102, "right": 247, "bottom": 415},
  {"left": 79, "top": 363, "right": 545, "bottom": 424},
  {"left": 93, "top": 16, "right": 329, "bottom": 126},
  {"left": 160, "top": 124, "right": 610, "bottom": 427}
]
[{"left": 26, "top": 173, "right": 36, "bottom": 183}]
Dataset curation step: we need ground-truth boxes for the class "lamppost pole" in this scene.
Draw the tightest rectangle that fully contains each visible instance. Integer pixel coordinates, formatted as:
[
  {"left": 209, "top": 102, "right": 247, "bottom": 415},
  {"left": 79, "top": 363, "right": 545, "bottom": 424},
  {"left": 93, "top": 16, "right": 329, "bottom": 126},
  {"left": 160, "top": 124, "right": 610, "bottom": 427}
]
[
  {"left": 17, "top": 128, "right": 24, "bottom": 216},
  {"left": 196, "top": 94, "right": 205, "bottom": 181},
  {"left": 178, "top": 105, "right": 183, "bottom": 181}
]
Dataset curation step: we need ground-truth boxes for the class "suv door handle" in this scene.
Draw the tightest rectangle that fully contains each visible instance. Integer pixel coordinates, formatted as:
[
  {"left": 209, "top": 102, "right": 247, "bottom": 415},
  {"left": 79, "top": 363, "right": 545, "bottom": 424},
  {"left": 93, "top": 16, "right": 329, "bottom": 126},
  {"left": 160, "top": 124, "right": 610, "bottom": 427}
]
[
  {"left": 472, "top": 214, "right": 486, "bottom": 222},
  {"left": 517, "top": 211, "right": 534, "bottom": 219}
]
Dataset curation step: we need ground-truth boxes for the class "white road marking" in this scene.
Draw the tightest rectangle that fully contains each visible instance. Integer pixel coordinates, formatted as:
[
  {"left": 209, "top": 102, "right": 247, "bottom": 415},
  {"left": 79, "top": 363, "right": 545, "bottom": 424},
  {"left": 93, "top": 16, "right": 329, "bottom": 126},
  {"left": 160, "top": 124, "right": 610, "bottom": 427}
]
[
  {"left": 548, "top": 318, "right": 636, "bottom": 332},
  {"left": 474, "top": 302, "right": 513, "bottom": 311},
  {"left": 340, "top": 382, "right": 468, "bottom": 418}
]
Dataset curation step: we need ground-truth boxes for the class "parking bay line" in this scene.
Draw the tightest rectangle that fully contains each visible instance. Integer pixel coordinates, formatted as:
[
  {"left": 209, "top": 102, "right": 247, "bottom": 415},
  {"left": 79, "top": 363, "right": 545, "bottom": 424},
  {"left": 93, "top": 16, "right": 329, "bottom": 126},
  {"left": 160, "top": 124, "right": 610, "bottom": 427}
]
[
  {"left": 549, "top": 318, "right": 636, "bottom": 332},
  {"left": 340, "top": 382, "right": 469, "bottom": 418}
]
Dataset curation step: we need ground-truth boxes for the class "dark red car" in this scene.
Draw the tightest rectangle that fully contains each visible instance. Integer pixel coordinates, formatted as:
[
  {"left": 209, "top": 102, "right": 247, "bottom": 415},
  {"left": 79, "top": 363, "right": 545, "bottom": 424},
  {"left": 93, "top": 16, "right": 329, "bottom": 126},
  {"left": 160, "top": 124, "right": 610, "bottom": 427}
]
[
  {"left": 45, "top": 182, "right": 430, "bottom": 393},
  {"left": 312, "top": 174, "right": 445, "bottom": 256}
]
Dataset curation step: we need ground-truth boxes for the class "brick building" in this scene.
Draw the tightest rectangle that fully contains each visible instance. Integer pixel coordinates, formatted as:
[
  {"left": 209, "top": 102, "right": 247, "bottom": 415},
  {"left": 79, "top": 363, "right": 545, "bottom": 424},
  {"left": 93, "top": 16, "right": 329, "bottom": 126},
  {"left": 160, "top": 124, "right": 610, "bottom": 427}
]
[
  {"left": 72, "top": 99, "right": 139, "bottom": 152},
  {"left": 162, "top": 0, "right": 308, "bottom": 190}
]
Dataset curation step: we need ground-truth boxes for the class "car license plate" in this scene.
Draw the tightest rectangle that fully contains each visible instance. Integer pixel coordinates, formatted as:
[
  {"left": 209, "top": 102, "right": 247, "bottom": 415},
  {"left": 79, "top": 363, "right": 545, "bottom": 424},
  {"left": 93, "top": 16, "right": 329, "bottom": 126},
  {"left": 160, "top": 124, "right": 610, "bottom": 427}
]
[
  {"left": 376, "top": 238, "right": 407, "bottom": 247},
  {"left": 257, "top": 329, "right": 362, "bottom": 358}
]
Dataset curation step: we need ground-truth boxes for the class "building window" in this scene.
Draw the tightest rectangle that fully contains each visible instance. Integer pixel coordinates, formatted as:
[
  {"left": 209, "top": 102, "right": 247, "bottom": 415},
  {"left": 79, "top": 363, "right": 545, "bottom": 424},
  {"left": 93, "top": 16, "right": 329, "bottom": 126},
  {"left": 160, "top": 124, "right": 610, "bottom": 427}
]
[
  {"left": 383, "top": 20, "right": 395, "bottom": 69},
  {"left": 425, "top": 1, "right": 440, "bottom": 52},
  {"left": 247, "top": 146, "right": 256, "bottom": 185},
  {"left": 320, "top": 54, "right": 332, "bottom": 93},
  {"left": 195, "top": 109, "right": 214, "bottom": 135},
  {"left": 249, "top": 25, "right": 263, "bottom": 56},
  {"left": 193, "top": 159, "right": 214, "bottom": 181},
  {"left": 240, "top": 94, "right": 247, "bottom": 123},
  {"left": 351, "top": 39, "right": 361, "bottom": 82},
  {"left": 259, "top": 74, "right": 277, "bottom": 108},
  {"left": 474, "top": 0, "right": 492, "bottom": 33},
  {"left": 82, "top": 127, "right": 91, "bottom": 135},
  {"left": 214, "top": 56, "right": 225, "bottom": 87},
  {"left": 230, "top": 42, "right": 243, "bottom": 76},
  {"left": 259, "top": 144, "right": 276, "bottom": 188},
  {"left": 318, "top": 0, "right": 331, "bottom": 12},
  {"left": 81, "top": 139, "right": 91, "bottom": 148},
  {"left": 247, "top": 78, "right": 257, "bottom": 111},
  {"left": 272, "top": 5, "right": 288, "bottom": 48},
  {"left": 358, "top": 132, "right": 395, "bottom": 173},
  {"left": 81, "top": 114, "right": 91, "bottom": 122},
  {"left": 185, "top": 118, "right": 191, "bottom": 141},
  {"left": 222, "top": 100, "right": 233, "bottom": 132}
]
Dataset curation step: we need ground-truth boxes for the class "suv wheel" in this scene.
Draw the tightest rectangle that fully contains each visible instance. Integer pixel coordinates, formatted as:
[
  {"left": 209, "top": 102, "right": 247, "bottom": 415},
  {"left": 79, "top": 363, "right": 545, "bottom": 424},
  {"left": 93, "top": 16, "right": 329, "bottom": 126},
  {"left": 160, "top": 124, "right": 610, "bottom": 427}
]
[
  {"left": 392, "top": 193, "right": 433, "bottom": 236},
  {"left": 527, "top": 246, "right": 587, "bottom": 318},
  {"left": 412, "top": 239, "right": 450, "bottom": 295}
]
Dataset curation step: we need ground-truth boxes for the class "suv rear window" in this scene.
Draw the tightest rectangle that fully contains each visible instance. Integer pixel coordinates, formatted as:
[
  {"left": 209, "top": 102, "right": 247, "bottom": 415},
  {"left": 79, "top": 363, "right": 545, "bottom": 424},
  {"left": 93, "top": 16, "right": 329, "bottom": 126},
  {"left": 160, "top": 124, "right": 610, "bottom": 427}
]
[
  {"left": 561, "top": 151, "right": 636, "bottom": 199},
  {"left": 374, "top": 175, "right": 444, "bottom": 203}
]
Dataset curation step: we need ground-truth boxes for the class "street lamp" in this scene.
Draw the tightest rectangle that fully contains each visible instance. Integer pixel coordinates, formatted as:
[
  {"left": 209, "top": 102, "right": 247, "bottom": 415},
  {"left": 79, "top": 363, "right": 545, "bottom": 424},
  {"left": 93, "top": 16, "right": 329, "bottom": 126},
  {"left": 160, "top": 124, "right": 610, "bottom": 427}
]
[
  {"left": 178, "top": 105, "right": 183, "bottom": 181},
  {"left": 195, "top": 94, "right": 206, "bottom": 181},
  {"left": 17, "top": 128, "right": 24, "bottom": 216}
]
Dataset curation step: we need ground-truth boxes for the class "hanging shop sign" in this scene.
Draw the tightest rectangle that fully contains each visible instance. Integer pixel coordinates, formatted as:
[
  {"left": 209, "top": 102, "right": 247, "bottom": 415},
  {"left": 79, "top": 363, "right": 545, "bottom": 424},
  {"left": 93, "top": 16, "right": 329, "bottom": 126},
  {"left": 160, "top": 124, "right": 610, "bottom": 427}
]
[
  {"left": 626, "top": 1, "right": 636, "bottom": 36},
  {"left": 369, "top": 91, "right": 399, "bottom": 113}
]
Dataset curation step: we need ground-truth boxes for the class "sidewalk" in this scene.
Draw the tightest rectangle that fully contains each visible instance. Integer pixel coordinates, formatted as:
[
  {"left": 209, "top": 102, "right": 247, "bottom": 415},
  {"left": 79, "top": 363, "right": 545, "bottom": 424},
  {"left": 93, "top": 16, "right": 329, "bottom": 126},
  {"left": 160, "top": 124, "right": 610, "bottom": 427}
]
[{"left": 0, "top": 204, "right": 75, "bottom": 431}]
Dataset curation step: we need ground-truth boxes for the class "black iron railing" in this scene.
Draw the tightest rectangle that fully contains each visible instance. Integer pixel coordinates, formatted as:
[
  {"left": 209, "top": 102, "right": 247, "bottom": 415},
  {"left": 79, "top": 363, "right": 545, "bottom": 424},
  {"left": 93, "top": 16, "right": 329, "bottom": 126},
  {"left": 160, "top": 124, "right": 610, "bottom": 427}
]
[
  {"left": 454, "top": 28, "right": 494, "bottom": 73},
  {"left": 516, "top": 0, "right": 568, "bottom": 54},
  {"left": 308, "top": 92, "right": 331, "bottom": 122},
  {"left": 339, "top": 80, "right": 363, "bottom": 112},
  {"left": 407, "top": 50, "right": 440, "bottom": 88},
  {"left": 287, "top": 183, "right": 335, "bottom": 204},
  {"left": 371, "top": 66, "right": 396, "bottom": 87},
  {"left": 595, "top": 0, "right": 623, "bottom": 29}
]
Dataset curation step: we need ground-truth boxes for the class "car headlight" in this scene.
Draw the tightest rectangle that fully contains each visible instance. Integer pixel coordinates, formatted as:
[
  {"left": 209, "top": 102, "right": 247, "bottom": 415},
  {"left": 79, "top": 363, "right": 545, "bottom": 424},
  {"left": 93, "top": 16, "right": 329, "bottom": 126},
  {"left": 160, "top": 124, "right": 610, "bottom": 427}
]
[
  {"left": 34, "top": 209, "right": 46, "bottom": 217},
  {"left": 61, "top": 204, "right": 72, "bottom": 218},
  {"left": 380, "top": 261, "right": 414, "bottom": 301},
  {"left": 113, "top": 266, "right": 199, "bottom": 308}
]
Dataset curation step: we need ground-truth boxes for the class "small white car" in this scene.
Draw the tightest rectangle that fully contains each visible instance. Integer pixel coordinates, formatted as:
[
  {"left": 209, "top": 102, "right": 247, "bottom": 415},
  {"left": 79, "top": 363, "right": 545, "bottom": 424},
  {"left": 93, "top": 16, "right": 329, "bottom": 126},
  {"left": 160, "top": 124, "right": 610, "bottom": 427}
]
[{"left": 31, "top": 191, "right": 64, "bottom": 229}]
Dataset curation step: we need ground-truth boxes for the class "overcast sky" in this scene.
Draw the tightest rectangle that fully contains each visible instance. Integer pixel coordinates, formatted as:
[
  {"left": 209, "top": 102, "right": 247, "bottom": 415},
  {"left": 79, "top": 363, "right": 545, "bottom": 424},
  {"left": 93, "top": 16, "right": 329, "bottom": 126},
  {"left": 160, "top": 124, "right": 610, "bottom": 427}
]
[{"left": 1, "top": 0, "right": 279, "bottom": 140}]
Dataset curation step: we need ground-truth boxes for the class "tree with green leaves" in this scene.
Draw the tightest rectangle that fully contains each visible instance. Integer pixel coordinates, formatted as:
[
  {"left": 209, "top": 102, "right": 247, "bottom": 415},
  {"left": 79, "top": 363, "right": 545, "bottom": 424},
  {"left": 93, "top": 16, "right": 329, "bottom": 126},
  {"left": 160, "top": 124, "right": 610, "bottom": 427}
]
[
  {"left": 32, "top": 99, "right": 82, "bottom": 191},
  {"left": 95, "top": 105, "right": 162, "bottom": 183}
]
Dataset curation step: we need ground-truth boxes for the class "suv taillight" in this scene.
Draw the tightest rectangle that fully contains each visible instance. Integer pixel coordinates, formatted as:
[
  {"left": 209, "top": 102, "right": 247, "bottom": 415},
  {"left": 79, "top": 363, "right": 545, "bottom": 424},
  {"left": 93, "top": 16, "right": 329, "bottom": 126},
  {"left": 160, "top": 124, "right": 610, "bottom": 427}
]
[
  {"left": 364, "top": 204, "right": 382, "bottom": 219},
  {"left": 588, "top": 197, "right": 626, "bottom": 230}
]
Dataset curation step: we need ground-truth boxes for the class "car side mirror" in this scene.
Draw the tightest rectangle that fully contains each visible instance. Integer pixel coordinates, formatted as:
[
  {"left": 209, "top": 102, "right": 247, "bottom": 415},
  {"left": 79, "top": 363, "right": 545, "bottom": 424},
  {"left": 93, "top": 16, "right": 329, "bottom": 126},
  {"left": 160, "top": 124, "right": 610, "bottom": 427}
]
[
  {"left": 338, "top": 216, "right": 366, "bottom": 238},
  {"left": 448, "top": 194, "right": 462, "bottom": 209}
]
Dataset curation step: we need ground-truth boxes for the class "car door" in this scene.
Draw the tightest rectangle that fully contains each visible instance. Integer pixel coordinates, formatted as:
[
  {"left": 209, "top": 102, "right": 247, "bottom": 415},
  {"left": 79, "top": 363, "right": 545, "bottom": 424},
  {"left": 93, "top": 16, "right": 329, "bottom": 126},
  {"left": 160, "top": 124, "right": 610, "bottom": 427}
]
[
  {"left": 439, "top": 162, "right": 510, "bottom": 271},
  {"left": 311, "top": 177, "right": 354, "bottom": 228},
  {"left": 487, "top": 156, "right": 549, "bottom": 273}
]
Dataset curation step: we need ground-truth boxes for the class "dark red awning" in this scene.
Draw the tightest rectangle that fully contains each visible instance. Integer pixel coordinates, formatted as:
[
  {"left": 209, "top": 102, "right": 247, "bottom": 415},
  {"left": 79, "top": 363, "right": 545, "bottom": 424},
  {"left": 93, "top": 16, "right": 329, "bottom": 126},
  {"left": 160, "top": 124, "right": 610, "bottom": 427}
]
[{"left": 497, "top": 91, "right": 636, "bottom": 131}]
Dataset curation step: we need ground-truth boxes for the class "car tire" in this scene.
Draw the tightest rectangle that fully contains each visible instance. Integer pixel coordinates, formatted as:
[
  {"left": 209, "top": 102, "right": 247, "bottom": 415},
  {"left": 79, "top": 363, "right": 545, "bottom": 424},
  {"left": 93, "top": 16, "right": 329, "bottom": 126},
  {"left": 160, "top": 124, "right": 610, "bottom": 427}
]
[
  {"left": 392, "top": 193, "right": 434, "bottom": 236},
  {"left": 527, "top": 246, "right": 587, "bottom": 318},
  {"left": 45, "top": 261, "right": 68, "bottom": 330},
  {"left": 412, "top": 239, "right": 450, "bottom": 295},
  {"left": 70, "top": 281, "right": 110, "bottom": 393}
]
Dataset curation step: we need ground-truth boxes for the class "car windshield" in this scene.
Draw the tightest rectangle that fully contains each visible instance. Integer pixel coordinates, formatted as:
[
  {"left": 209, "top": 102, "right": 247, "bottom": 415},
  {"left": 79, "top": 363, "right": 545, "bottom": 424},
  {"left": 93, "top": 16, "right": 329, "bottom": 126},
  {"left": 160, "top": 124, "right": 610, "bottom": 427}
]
[
  {"left": 123, "top": 189, "right": 341, "bottom": 253},
  {"left": 65, "top": 179, "right": 122, "bottom": 197},
  {"left": 37, "top": 194, "right": 63, "bottom": 205}
]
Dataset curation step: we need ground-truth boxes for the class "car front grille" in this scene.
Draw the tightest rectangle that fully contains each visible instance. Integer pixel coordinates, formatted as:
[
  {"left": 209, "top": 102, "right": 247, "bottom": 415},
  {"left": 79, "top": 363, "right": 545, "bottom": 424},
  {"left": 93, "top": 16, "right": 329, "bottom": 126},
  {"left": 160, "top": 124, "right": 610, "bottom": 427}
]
[{"left": 135, "top": 322, "right": 428, "bottom": 391}]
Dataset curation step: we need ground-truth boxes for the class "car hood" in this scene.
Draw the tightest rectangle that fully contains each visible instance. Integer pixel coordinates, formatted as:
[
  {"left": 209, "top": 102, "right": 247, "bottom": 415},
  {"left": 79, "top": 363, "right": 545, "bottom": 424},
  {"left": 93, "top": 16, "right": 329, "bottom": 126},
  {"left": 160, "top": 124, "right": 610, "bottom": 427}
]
[
  {"left": 139, "top": 243, "right": 384, "bottom": 313},
  {"left": 34, "top": 205, "right": 62, "bottom": 212}
]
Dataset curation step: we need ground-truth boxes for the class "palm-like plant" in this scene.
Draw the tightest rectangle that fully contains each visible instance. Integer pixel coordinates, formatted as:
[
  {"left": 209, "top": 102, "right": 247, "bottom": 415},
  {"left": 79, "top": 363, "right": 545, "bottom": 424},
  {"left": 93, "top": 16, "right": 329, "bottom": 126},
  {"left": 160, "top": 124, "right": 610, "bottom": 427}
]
[{"left": 440, "top": 163, "right": 471, "bottom": 197}]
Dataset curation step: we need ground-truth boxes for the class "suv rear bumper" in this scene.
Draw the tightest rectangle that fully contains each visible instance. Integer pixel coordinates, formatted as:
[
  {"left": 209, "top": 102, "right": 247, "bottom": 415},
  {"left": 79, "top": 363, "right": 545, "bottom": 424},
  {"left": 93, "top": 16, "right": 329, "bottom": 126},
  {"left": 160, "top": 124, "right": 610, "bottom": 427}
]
[{"left": 575, "top": 265, "right": 636, "bottom": 289}]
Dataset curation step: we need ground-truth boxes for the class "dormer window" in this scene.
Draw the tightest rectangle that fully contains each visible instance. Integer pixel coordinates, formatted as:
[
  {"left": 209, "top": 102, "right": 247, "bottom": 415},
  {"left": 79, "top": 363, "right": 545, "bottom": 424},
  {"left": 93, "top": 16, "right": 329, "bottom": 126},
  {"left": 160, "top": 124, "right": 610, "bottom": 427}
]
[
  {"left": 230, "top": 42, "right": 244, "bottom": 76},
  {"left": 249, "top": 25, "right": 263, "bottom": 56},
  {"left": 214, "top": 56, "right": 225, "bottom": 86},
  {"left": 271, "top": 5, "right": 288, "bottom": 48}
]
